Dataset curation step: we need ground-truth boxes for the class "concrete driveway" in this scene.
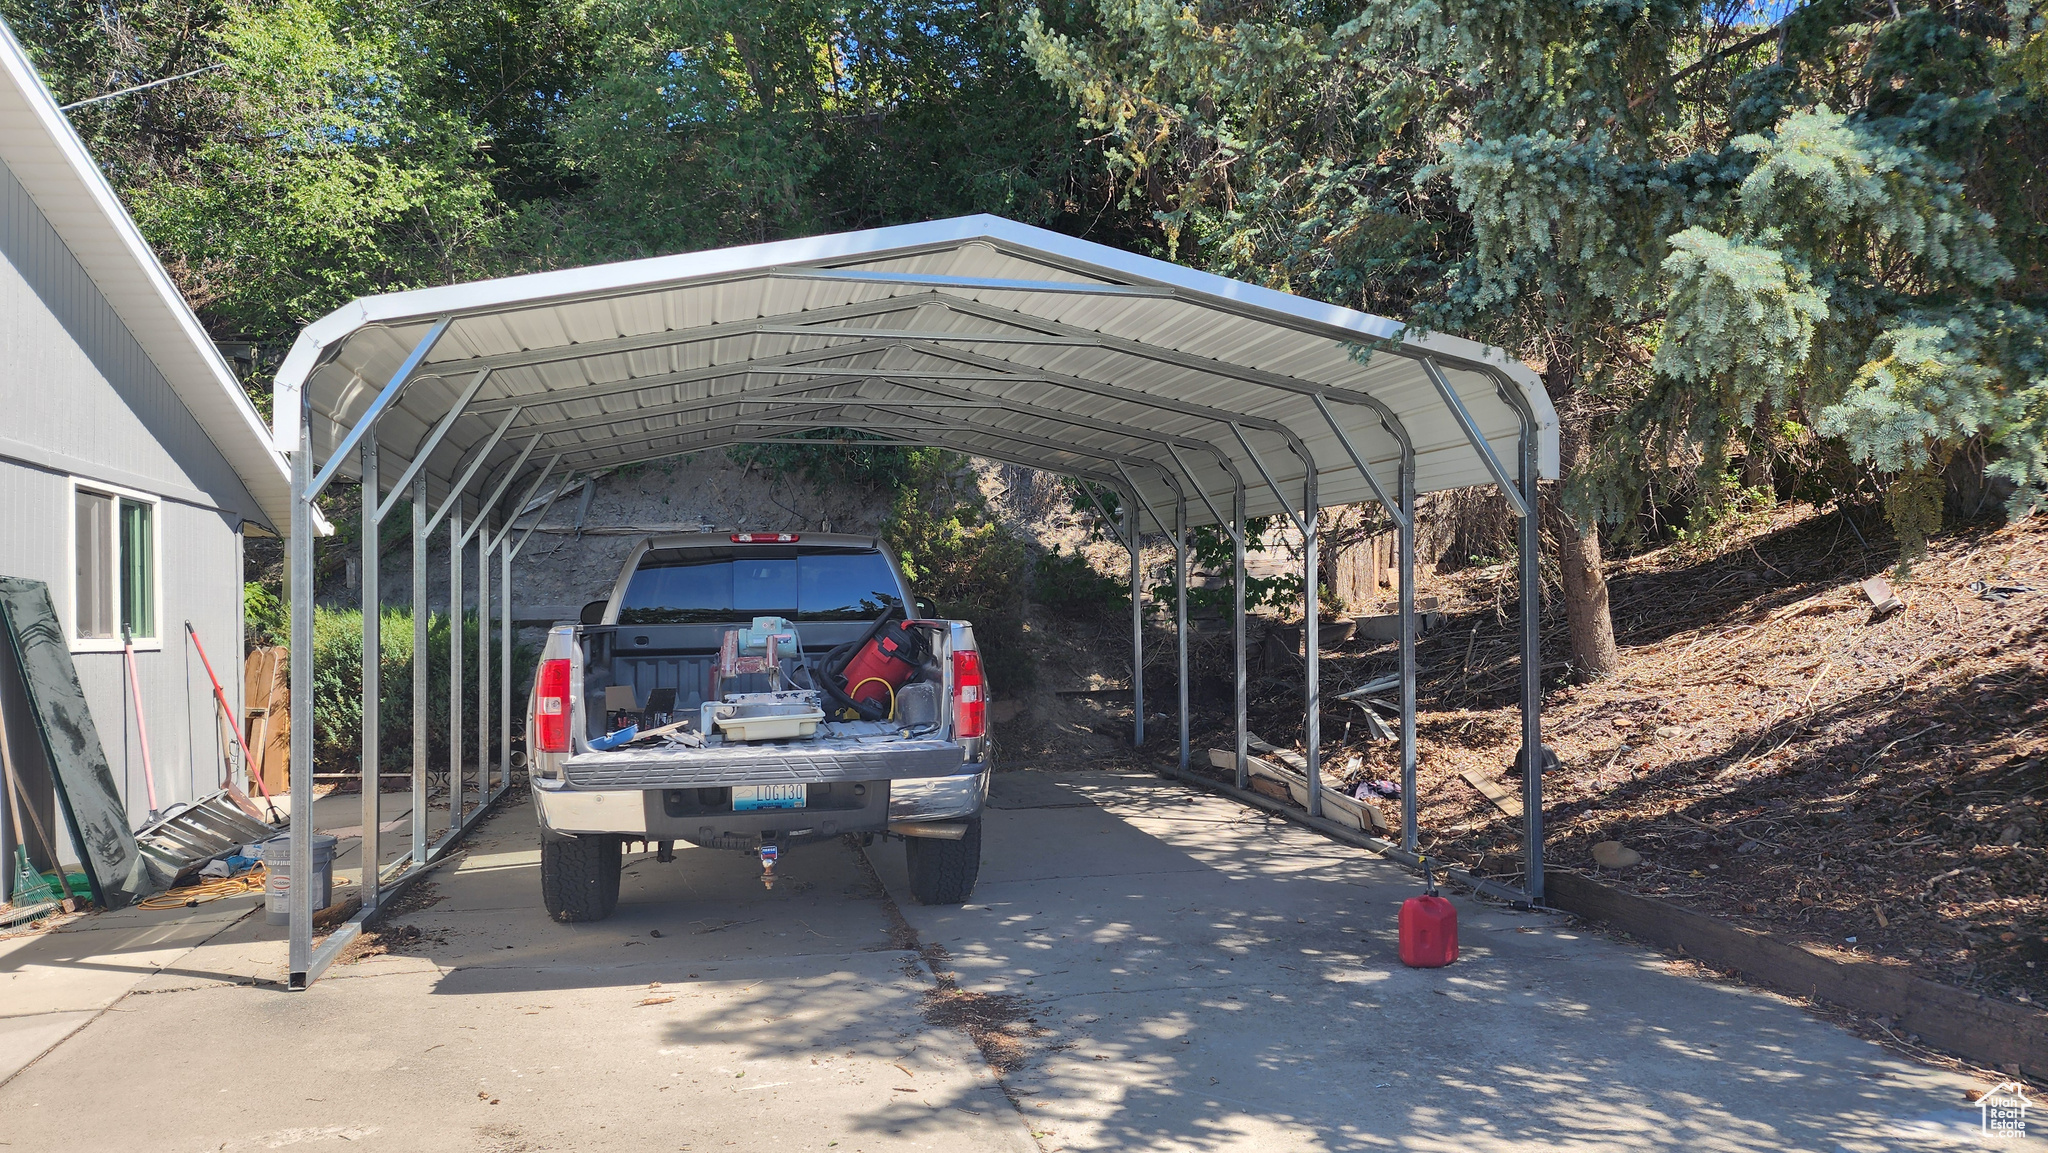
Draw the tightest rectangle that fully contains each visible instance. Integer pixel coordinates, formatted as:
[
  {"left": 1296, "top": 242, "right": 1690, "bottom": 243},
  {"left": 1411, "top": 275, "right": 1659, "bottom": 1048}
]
[{"left": 0, "top": 769, "right": 2029, "bottom": 1152}]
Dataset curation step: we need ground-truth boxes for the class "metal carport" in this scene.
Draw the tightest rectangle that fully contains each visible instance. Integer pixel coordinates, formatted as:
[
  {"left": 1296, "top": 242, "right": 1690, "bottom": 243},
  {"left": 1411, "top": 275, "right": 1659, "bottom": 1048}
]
[{"left": 269, "top": 214, "right": 1559, "bottom": 987}]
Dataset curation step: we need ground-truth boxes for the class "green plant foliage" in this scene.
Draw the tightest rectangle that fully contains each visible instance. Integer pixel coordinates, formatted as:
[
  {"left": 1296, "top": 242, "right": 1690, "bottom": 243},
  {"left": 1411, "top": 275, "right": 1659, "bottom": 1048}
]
[
  {"left": 1055, "top": 477, "right": 1124, "bottom": 544},
  {"left": 1669, "top": 476, "right": 1778, "bottom": 562},
  {"left": 15, "top": 0, "right": 1131, "bottom": 406},
  {"left": 309, "top": 605, "right": 535, "bottom": 773},
  {"left": 1145, "top": 522, "right": 1296, "bottom": 614},
  {"left": 734, "top": 431, "right": 926, "bottom": 495},
  {"left": 16, "top": 0, "right": 512, "bottom": 343},
  {"left": 1881, "top": 463, "right": 1949, "bottom": 559},
  {"left": 526, "top": 0, "right": 1106, "bottom": 262},
  {"left": 876, "top": 452, "right": 1034, "bottom": 693},
  {"left": 1031, "top": 546, "right": 1129, "bottom": 615},
  {"left": 1025, "top": 1, "right": 2048, "bottom": 558},
  {"left": 243, "top": 581, "right": 286, "bottom": 649}
]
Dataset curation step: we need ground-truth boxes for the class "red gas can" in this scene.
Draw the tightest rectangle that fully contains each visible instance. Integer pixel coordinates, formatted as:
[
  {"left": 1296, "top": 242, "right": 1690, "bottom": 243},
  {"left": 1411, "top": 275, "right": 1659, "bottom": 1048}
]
[
  {"left": 838, "top": 618, "right": 926, "bottom": 712},
  {"left": 1399, "top": 861, "right": 1458, "bottom": 968}
]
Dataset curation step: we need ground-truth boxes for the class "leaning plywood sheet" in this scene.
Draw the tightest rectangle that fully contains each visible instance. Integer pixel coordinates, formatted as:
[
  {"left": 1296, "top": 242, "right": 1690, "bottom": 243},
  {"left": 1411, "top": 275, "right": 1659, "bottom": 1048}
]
[{"left": 0, "top": 578, "right": 167, "bottom": 906}]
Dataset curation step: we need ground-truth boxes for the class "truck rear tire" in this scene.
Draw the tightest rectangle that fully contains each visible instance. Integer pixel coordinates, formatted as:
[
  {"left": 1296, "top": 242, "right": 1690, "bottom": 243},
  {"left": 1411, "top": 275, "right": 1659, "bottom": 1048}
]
[
  {"left": 904, "top": 818, "right": 981, "bottom": 906},
  {"left": 541, "top": 833, "right": 621, "bottom": 922}
]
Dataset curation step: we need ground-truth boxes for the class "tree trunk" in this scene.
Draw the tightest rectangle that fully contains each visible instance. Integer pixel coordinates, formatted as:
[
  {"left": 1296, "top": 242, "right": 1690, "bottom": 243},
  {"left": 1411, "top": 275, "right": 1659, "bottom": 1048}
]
[
  {"left": 1543, "top": 362, "right": 1620, "bottom": 681},
  {"left": 1550, "top": 506, "right": 1619, "bottom": 679},
  {"left": 1741, "top": 400, "right": 1775, "bottom": 492}
]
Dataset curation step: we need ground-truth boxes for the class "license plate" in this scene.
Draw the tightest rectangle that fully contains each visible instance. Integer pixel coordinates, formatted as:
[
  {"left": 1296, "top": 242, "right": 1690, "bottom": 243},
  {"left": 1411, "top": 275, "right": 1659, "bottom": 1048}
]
[{"left": 732, "top": 783, "right": 807, "bottom": 811}]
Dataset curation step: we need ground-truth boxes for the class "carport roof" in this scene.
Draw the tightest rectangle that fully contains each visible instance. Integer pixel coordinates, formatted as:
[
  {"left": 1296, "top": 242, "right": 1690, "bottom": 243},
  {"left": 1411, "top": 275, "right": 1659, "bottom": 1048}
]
[{"left": 273, "top": 215, "right": 1557, "bottom": 529}]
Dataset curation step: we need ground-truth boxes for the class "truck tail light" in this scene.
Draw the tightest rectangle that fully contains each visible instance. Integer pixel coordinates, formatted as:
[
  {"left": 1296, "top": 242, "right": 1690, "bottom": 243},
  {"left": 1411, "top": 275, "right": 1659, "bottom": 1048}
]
[
  {"left": 731, "top": 532, "right": 798, "bottom": 543},
  {"left": 952, "top": 649, "right": 986, "bottom": 739},
  {"left": 535, "top": 658, "right": 572, "bottom": 753}
]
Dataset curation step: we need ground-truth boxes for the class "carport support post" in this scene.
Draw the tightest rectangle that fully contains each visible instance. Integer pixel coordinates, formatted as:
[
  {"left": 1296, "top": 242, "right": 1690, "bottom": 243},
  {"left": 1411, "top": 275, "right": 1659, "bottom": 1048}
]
[
  {"left": 412, "top": 476, "right": 428, "bottom": 867},
  {"left": 477, "top": 515, "right": 490, "bottom": 808},
  {"left": 449, "top": 508, "right": 464, "bottom": 830},
  {"left": 287, "top": 396, "right": 314, "bottom": 985},
  {"left": 1232, "top": 482, "right": 1248, "bottom": 790},
  {"left": 499, "top": 541, "right": 512, "bottom": 796},
  {"left": 1518, "top": 408, "right": 1544, "bottom": 899},
  {"left": 1128, "top": 496, "right": 1143, "bottom": 748},
  {"left": 1399, "top": 450, "right": 1418, "bottom": 855},
  {"left": 359, "top": 436, "right": 380, "bottom": 910},
  {"left": 1174, "top": 487, "right": 1188, "bottom": 772},
  {"left": 1302, "top": 472, "right": 1322, "bottom": 818}
]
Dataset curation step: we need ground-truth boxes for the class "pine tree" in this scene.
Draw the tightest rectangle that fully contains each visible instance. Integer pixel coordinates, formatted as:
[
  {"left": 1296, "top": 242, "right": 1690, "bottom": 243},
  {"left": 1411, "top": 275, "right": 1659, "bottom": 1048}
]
[{"left": 1026, "top": 1, "right": 2048, "bottom": 677}]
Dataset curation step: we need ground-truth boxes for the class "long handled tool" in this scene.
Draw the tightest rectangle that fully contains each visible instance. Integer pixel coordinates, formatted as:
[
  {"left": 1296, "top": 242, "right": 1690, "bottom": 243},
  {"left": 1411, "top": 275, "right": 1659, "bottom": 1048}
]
[
  {"left": 0, "top": 680, "right": 77, "bottom": 909},
  {"left": 184, "top": 621, "right": 279, "bottom": 821},
  {"left": 122, "top": 628, "right": 162, "bottom": 823}
]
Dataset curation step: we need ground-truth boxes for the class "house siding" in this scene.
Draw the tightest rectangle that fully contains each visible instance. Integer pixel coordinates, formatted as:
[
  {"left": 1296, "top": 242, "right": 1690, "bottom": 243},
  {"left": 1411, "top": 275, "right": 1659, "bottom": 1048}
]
[
  {"left": 0, "top": 157, "right": 261, "bottom": 519},
  {"left": 0, "top": 155, "right": 256, "bottom": 874}
]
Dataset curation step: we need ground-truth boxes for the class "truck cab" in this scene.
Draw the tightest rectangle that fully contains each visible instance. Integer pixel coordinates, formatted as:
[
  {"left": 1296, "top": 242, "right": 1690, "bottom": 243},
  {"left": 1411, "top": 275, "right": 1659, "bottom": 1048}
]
[{"left": 528, "top": 532, "right": 989, "bottom": 921}]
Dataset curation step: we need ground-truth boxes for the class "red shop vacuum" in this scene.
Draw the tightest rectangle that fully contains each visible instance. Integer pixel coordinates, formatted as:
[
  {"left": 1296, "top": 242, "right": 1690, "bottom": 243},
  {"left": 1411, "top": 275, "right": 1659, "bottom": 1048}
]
[
  {"left": 1399, "top": 859, "right": 1459, "bottom": 968},
  {"left": 821, "top": 607, "right": 928, "bottom": 721}
]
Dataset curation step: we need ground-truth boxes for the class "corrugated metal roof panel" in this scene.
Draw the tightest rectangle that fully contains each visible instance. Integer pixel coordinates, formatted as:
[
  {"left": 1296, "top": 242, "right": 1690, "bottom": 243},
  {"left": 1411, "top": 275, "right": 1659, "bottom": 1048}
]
[{"left": 273, "top": 216, "right": 1556, "bottom": 527}]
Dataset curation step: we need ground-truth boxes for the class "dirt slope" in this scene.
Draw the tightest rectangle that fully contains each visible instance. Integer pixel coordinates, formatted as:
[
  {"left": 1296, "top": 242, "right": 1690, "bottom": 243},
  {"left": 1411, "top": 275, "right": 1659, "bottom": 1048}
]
[{"left": 1197, "top": 504, "right": 2046, "bottom": 1009}]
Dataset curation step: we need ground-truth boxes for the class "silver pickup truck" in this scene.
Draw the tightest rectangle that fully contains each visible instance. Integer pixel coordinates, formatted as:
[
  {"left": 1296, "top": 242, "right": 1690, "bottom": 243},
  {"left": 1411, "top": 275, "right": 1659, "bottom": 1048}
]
[{"left": 527, "top": 532, "right": 990, "bottom": 922}]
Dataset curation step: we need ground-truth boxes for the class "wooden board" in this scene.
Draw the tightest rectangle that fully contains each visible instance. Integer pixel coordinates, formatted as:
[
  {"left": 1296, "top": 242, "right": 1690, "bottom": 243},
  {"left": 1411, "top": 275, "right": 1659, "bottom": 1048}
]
[
  {"left": 1546, "top": 872, "right": 2048, "bottom": 1078},
  {"left": 0, "top": 578, "right": 165, "bottom": 906},
  {"left": 242, "top": 646, "right": 290, "bottom": 795},
  {"left": 1218, "top": 745, "right": 1389, "bottom": 833},
  {"left": 1459, "top": 768, "right": 1524, "bottom": 818},
  {"left": 1247, "top": 776, "right": 1292, "bottom": 802}
]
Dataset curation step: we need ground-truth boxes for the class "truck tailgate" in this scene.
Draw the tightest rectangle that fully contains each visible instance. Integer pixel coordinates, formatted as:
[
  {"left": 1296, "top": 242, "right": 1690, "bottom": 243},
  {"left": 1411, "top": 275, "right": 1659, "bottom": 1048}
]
[{"left": 561, "top": 738, "right": 964, "bottom": 790}]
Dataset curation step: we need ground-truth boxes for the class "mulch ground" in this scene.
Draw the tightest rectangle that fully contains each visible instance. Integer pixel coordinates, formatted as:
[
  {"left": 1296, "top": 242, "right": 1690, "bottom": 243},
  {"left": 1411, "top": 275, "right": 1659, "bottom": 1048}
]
[{"left": 1156, "top": 503, "right": 2048, "bottom": 1010}]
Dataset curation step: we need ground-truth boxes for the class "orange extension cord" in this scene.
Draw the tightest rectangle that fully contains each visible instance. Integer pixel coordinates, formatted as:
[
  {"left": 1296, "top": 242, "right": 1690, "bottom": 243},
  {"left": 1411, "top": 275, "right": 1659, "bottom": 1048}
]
[{"left": 136, "top": 865, "right": 267, "bottom": 910}]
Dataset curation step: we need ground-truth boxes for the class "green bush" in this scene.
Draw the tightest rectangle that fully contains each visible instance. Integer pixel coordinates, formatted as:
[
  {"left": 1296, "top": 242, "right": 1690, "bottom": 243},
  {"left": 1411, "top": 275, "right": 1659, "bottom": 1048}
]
[
  {"left": 244, "top": 582, "right": 285, "bottom": 649},
  {"left": 310, "top": 605, "right": 536, "bottom": 773},
  {"left": 882, "top": 464, "right": 1034, "bottom": 694},
  {"left": 735, "top": 431, "right": 922, "bottom": 493},
  {"left": 1032, "top": 546, "right": 1129, "bottom": 614},
  {"left": 743, "top": 438, "right": 1039, "bottom": 691},
  {"left": 1139, "top": 523, "right": 1298, "bottom": 615}
]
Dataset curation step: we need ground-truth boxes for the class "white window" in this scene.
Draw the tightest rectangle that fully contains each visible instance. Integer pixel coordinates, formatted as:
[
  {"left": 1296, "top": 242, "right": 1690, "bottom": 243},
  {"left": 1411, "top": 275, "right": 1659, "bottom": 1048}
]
[{"left": 70, "top": 481, "right": 158, "bottom": 650}]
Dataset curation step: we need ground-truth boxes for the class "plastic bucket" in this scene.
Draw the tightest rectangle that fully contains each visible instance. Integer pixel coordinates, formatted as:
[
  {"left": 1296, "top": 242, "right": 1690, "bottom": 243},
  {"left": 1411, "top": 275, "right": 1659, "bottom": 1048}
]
[{"left": 263, "top": 833, "right": 337, "bottom": 926}]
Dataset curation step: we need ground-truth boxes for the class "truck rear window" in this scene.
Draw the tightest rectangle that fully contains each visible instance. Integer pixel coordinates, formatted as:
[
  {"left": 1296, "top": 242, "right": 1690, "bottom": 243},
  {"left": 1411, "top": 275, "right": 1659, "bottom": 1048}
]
[{"left": 617, "top": 545, "right": 904, "bottom": 624}]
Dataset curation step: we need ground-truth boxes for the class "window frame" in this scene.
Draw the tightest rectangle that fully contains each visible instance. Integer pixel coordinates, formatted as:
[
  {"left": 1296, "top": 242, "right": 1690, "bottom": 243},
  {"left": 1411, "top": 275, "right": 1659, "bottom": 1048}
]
[{"left": 67, "top": 477, "right": 162, "bottom": 652}]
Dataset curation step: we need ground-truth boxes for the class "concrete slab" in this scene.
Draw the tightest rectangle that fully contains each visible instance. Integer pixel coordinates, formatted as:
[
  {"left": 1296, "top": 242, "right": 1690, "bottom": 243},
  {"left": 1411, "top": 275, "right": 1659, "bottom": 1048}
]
[
  {"left": 872, "top": 772, "right": 2040, "bottom": 1153},
  {"left": 378, "top": 820, "right": 906, "bottom": 972},
  {"left": 0, "top": 796, "right": 1039, "bottom": 1153},
  {"left": 1, "top": 769, "right": 2037, "bottom": 1152},
  {"left": 0, "top": 956, "right": 1034, "bottom": 1153},
  {"left": 0, "top": 897, "right": 259, "bottom": 1016},
  {"left": 0, "top": 1009, "right": 93, "bottom": 1084}
]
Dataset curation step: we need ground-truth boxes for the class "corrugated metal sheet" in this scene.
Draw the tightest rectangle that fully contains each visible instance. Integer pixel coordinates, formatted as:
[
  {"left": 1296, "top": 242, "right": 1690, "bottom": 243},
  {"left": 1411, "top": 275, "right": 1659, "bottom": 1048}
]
[{"left": 274, "top": 216, "right": 1558, "bottom": 528}]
